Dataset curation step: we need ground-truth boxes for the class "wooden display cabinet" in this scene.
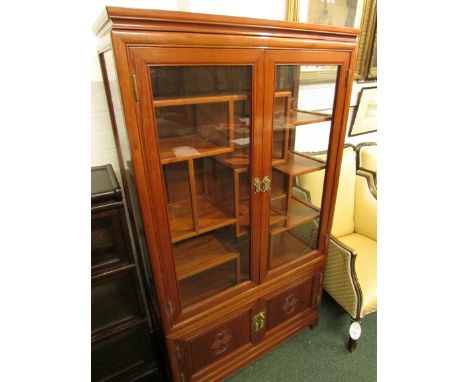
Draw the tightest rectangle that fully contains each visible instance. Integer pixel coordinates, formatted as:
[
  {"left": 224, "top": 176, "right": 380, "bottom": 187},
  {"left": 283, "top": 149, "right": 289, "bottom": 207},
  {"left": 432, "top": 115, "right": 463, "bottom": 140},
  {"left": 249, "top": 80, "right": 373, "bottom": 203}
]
[{"left": 94, "top": 7, "right": 358, "bottom": 381}]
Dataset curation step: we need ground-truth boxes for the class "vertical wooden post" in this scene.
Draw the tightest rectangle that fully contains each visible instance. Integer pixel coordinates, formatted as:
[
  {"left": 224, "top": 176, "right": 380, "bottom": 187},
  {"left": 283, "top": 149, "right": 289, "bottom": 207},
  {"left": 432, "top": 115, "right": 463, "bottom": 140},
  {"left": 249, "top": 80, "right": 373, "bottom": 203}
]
[
  {"left": 234, "top": 169, "right": 240, "bottom": 237},
  {"left": 187, "top": 159, "right": 199, "bottom": 232},
  {"left": 286, "top": 174, "right": 293, "bottom": 226},
  {"left": 283, "top": 93, "right": 291, "bottom": 160},
  {"left": 229, "top": 98, "right": 235, "bottom": 150}
]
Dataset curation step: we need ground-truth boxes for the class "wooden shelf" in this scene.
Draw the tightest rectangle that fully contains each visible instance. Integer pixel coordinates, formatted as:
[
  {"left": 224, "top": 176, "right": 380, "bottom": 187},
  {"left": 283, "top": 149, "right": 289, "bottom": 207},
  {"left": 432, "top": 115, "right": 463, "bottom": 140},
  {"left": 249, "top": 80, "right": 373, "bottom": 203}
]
[
  {"left": 269, "top": 230, "right": 318, "bottom": 269},
  {"left": 159, "top": 135, "right": 233, "bottom": 165},
  {"left": 215, "top": 153, "right": 250, "bottom": 173},
  {"left": 154, "top": 93, "right": 248, "bottom": 107},
  {"left": 270, "top": 197, "right": 319, "bottom": 235},
  {"left": 216, "top": 153, "right": 286, "bottom": 173},
  {"left": 288, "top": 198, "right": 320, "bottom": 226},
  {"left": 289, "top": 110, "right": 332, "bottom": 126},
  {"left": 173, "top": 234, "right": 240, "bottom": 281},
  {"left": 179, "top": 266, "right": 239, "bottom": 308},
  {"left": 273, "top": 152, "right": 326, "bottom": 176},
  {"left": 169, "top": 196, "right": 237, "bottom": 243}
]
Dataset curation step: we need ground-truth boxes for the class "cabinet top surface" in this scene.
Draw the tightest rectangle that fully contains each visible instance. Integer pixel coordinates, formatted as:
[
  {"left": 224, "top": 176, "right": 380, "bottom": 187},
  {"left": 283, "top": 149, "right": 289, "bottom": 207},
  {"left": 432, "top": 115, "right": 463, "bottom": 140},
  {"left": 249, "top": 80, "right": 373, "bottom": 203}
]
[
  {"left": 91, "top": 164, "right": 122, "bottom": 205},
  {"left": 93, "top": 6, "right": 360, "bottom": 41}
]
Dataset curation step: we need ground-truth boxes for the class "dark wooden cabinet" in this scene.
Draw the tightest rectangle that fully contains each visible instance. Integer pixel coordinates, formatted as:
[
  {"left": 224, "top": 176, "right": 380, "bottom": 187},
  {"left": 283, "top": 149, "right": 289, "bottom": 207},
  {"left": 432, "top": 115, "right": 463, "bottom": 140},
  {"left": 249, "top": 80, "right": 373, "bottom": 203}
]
[
  {"left": 94, "top": 8, "right": 358, "bottom": 381},
  {"left": 91, "top": 165, "right": 164, "bottom": 381}
]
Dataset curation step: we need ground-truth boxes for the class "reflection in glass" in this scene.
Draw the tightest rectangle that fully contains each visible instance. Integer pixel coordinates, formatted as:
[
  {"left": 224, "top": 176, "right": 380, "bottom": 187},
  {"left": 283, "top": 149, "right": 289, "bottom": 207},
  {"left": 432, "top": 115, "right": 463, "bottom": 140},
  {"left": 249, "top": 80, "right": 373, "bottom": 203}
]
[
  {"left": 269, "top": 65, "right": 338, "bottom": 270},
  {"left": 150, "top": 66, "right": 252, "bottom": 307}
]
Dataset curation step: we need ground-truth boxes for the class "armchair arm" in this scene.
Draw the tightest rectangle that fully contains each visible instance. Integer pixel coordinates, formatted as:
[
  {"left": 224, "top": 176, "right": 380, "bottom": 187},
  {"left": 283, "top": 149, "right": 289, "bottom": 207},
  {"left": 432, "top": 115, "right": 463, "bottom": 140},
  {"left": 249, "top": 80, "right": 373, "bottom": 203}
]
[
  {"left": 354, "top": 170, "right": 377, "bottom": 241},
  {"left": 357, "top": 143, "right": 377, "bottom": 186},
  {"left": 324, "top": 236, "right": 362, "bottom": 320}
]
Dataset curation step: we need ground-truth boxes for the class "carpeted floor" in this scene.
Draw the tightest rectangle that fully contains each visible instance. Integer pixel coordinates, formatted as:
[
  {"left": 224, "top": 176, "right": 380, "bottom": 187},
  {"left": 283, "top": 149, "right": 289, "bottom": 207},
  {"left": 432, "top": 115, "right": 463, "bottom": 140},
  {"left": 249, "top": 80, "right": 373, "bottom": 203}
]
[{"left": 226, "top": 292, "right": 377, "bottom": 382}]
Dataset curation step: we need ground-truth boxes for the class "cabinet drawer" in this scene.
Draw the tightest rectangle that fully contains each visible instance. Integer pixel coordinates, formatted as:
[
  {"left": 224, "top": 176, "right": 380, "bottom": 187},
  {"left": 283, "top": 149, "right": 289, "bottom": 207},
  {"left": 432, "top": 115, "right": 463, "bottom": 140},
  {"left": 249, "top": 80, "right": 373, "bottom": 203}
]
[
  {"left": 190, "top": 312, "right": 250, "bottom": 374},
  {"left": 91, "top": 208, "right": 131, "bottom": 273},
  {"left": 265, "top": 277, "right": 315, "bottom": 331},
  {"left": 91, "top": 322, "right": 154, "bottom": 382},
  {"left": 173, "top": 306, "right": 259, "bottom": 380},
  {"left": 91, "top": 267, "right": 144, "bottom": 334}
]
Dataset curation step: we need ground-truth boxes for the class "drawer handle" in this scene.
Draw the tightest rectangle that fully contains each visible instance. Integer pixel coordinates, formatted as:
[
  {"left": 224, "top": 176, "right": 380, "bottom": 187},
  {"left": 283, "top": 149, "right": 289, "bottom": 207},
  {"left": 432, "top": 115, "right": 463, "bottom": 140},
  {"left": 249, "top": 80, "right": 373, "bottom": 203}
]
[{"left": 252, "top": 311, "right": 266, "bottom": 332}]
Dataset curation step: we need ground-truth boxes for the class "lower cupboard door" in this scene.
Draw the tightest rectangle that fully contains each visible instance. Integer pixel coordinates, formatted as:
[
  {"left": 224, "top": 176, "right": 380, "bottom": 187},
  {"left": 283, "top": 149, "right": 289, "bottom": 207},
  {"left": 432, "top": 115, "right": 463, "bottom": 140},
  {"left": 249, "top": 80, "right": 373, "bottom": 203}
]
[
  {"left": 264, "top": 272, "right": 323, "bottom": 332},
  {"left": 172, "top": 304, "right": 262, "bottom": 381}
]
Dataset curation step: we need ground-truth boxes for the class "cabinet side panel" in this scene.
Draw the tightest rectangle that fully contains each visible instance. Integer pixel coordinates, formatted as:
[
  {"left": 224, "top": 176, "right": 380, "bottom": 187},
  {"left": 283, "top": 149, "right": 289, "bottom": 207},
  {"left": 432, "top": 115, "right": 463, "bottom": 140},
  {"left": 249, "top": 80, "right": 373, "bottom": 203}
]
[{"left": 99, "top": 50, "right": 161, "bottom": 330}]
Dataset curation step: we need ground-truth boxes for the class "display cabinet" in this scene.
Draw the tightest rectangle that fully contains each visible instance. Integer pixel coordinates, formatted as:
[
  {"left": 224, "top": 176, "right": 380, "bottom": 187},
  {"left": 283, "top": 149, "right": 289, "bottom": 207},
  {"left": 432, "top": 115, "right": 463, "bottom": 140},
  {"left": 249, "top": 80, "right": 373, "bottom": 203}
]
[{"left": 94, "top": 7, "right": 358, "bottom": 381}]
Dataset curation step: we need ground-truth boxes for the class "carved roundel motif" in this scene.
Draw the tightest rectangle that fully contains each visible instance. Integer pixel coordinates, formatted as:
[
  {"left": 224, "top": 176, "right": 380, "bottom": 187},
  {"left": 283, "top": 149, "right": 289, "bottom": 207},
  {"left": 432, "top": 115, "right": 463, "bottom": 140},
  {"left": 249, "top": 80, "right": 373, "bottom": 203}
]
[
  {"left": 209, "top": 329, "right": 234, "bottom": 356},
  {"left": 281, "top": 293, "right": 299, "bottom": 315}
]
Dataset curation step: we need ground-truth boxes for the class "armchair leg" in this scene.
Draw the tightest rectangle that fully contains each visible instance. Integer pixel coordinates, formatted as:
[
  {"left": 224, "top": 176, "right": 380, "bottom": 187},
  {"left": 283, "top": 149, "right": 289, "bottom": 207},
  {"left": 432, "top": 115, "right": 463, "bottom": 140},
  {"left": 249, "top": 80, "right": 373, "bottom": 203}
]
[
  {"left": 347, "top": 336, "right": 357, "bottom": 352},
  {"left": 347, "top": 320, "right": 362, "bottom": 353}
]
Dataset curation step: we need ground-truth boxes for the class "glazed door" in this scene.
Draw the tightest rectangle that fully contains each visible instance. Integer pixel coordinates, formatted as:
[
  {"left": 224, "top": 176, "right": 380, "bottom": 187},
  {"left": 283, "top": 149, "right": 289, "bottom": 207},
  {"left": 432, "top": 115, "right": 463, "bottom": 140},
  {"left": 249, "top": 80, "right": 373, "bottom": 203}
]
[
  {"left": 261, "top": 50, "right": 351, "bottom": 281},
  {"left": 130, "top": 48, "right": 264, "bottom": 323}
]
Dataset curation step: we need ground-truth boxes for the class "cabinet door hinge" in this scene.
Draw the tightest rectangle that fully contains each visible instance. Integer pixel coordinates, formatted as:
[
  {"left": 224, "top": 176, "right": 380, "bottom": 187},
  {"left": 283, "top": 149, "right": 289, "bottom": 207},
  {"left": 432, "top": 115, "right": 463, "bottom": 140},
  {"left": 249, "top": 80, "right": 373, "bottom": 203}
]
[
  {"left": 131, "top": 73, "right": 140, "bottom": 102},
  {"left": 166, "top": 300, "right": 174, "bottom": 320},
  {"left": 175, "top": 344, "right": 182, "bottom": 360}
]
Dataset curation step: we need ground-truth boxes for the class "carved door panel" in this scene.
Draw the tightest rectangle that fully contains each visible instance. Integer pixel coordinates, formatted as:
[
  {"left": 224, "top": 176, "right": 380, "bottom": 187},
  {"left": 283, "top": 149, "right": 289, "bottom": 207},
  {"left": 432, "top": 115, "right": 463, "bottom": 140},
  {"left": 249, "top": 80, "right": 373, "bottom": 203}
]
[
  {"left": 169, "top": 301, "right": 265, "bottom": 381},
  {"left": 263, "top": 269, "right": 324, "bottom": 333}
]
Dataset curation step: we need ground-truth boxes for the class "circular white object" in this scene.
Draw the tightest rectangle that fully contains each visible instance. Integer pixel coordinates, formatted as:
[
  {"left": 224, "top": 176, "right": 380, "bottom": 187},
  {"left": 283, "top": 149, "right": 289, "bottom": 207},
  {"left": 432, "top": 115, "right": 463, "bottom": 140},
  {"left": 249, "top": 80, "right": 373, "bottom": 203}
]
[{"left": 349, "top": 322, "right": 361, "bottom": 340}]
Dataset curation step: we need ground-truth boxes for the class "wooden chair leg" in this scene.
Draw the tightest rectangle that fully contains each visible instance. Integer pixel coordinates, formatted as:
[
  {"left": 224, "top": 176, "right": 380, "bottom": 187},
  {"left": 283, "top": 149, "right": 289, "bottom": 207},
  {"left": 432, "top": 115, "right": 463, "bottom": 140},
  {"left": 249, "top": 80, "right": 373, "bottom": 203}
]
[{"left": 347, "top": 336, "right": 357, "bottom": 352}]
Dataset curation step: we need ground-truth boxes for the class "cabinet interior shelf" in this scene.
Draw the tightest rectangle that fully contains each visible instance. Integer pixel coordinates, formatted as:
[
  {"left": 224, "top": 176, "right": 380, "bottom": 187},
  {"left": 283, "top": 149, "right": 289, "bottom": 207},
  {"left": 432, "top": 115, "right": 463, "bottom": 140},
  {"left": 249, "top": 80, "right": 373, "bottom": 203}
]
[
  {"left": 173, "top": 233, "right": 240, "bottom": 282},
  {"left": 273, "top": 152, "right": 326, "bottom": 176},
  {"left": 168, "top": 196, "right": 237, "bottom": 243},
  {"left": 288, "top": 110, "right": 332, "bottom": 126},
  {"left": 215, "top": 153, "right": 285, "bottom": 173},
  {"left": 159, "top": 135, "right": 233, "bottom": 165},
  {"left": 270, "top": 197, "right": 319, "bottom": 235},
  {"left": 269, "top": 230, "right": 319, "bottom": 269},
  {"left": 153, "top": 93, "right": 248, "bottom": 107}
]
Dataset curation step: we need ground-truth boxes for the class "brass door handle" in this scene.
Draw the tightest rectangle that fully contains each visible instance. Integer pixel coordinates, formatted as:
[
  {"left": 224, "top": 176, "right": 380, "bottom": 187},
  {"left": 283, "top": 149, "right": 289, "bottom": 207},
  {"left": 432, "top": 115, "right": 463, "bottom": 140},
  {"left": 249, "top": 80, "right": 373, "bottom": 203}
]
[
  {"left": 262, "top": 176, "right": 271, "bottom": 192},
  {"left": 252, "top": 176, "right": 272, "bottom": 193},
  {"left": 253, "top": 178, "right": 262, "bottom": 193}
]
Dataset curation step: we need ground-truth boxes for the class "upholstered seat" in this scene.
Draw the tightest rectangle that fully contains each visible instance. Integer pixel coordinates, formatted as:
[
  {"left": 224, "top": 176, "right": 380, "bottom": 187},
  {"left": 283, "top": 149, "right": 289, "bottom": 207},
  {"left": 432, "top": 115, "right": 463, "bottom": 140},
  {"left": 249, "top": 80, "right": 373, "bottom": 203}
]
[{"left": 298, "top": 146, "right": 377, "bottom": 351}]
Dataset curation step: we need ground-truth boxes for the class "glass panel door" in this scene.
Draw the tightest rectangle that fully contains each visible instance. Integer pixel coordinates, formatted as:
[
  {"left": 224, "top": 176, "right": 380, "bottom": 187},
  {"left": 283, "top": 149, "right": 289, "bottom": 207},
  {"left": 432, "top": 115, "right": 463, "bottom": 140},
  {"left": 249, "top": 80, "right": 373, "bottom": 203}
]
[
  {"left": 150, "top": 65, "right": 253, "bottom": 307},
  {"left": 268, "top": 64, "right": 340, "bottom": 270}
]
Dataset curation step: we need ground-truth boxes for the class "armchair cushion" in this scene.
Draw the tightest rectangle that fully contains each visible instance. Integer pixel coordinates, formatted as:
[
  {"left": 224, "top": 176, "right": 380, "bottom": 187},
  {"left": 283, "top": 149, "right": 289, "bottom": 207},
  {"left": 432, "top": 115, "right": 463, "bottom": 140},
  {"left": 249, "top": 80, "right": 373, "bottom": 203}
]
[{"left": 337, "top": 233, "right": 377, "bottom": 316}]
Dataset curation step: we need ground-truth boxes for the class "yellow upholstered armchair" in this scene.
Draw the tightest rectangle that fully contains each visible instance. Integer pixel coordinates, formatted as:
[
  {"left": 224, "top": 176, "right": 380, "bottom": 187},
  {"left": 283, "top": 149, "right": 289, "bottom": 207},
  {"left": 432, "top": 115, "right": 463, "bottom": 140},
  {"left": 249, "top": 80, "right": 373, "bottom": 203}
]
[{"left": 297, "top": 146, "right": 377, "bottom": 351}]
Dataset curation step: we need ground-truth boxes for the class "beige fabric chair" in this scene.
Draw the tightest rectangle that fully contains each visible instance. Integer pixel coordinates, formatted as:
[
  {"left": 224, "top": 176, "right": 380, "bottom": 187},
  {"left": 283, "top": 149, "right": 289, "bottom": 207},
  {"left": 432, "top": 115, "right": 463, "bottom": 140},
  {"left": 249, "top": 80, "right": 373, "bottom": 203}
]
[
  {"left": 298, "top": 146, "right": 377, "bottom": 351},
  {"left": 357, "top": 142, "right": 377, "bottom": 186}
]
